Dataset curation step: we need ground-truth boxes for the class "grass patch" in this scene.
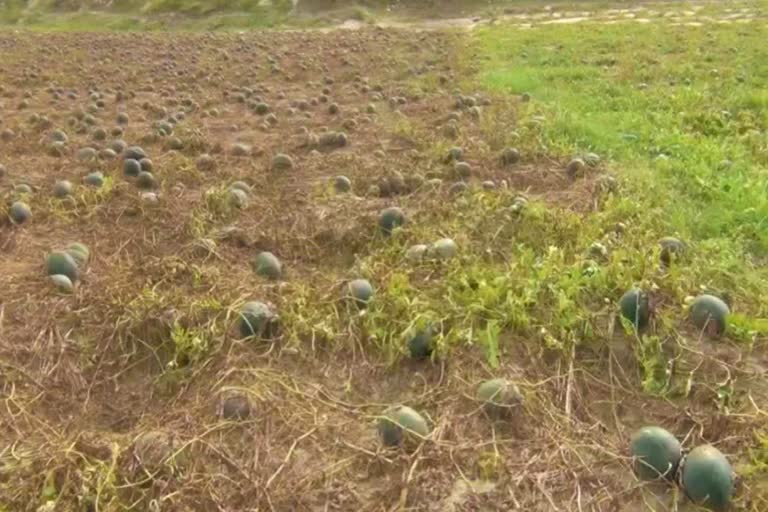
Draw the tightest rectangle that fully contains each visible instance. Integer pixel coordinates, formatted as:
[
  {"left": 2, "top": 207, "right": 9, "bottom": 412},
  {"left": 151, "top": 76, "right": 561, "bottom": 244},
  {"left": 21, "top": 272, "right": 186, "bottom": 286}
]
[{"left": 472, "top": 16, "right": 768, "bottom": 256}]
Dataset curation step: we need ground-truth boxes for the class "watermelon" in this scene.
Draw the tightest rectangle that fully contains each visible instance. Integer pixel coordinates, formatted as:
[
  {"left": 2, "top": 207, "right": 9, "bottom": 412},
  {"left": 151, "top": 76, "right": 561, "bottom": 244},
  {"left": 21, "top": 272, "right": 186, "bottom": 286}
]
[
  {"left": 629, "top": 426, "right": 681, "bottom": 480},
  {"left": 453, "top": 161, "right": 471, "bottom": 179},
  {"left": 271, "top": 153, "right": 294, "bottom": 171},
  {"left": 49, "top": 274, "right": 74, "bottom": 293},
  {"left": 65, "top": 242, "right": 90, "bottom": 266},
  {"left": 123, "top": 146, "right": 146, "bottom": 161},
  {"left": 405, "top": 244, "right": 428, "bottom": 262},
  {"left": 334, "top": 175, "right": 352, "bottom": 193},
  {"left": 682, "top": 445, "right": 733, "bottom": 510},
  {"left": 476, "top": 378, "right": 523, "bottom": 417},
  {"left": 566, "top": 157, "right": 585, "bottom": 178},
  {"left": 229, "top": 181, "right": 251, "bottom": 195},
  {"left": 53, "top": 180, "right": 73, "bottom": 198},
  {"left": 619, "top": 288, "right": 650, "bottom": 330},
  {"left": 408, "top": 329, "right": 433, "bottom": 360},
  {"left": 136, "top": 171, "right": 157, "bottom": 190},
  {"left": 348, "top": 279, "right": 374, "bottom": 308},
  {"left": 228, "top": 188, "right": 249, "bottom": 209},
  {"left": 9, "top": 201, "right": 31, "bottom": 225},
  {"left": 84, "top": 172, "right": 104, "bottom": 187},
  {"left": 659, "top": 237, "right": 685, "bottom": 266},
  {"left": 238, "top": 301, "right": 279, "bottom": 339},
  {"left": 123, "top": 158, "right": 141, "bottom": 177},
  {"left": 429, "top": 238, "right": 457, "bottom": 260},
  {"left": 378, "top": 207, "right": 406, "bottom": 236},
  {"left": 445, "top": 147, "right": 463, "bottom": 163},
  {"left": 690, "top": 294, "right": 729, "bottom": 336},
  {"left": 377, "top": 406, "right": 430, "bottom": 447},
  {"left": 253, "top": 252, "right": 282, "bottom": 280},
  {"left": 500, "top": 147, "right": 521, "bottom": 166},
  {"left": 46, "top": 251, "right": 79, "bottom": 282}
]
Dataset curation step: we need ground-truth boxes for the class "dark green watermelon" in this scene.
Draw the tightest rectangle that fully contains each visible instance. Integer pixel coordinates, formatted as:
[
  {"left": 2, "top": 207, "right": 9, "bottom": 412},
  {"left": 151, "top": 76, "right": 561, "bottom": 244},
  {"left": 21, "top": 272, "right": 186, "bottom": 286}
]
[
  {"left": 659, "top": 237, "right": 686, "bottom": 266},
  {"left": 682, "top": 445, "right": 733, "bottom": 511},
  {"left": 46, "top": 251, "right": 79, "bottom": 282},
  {"left": 619, "top": 288, "right": 650, "bottom": 330},
  {"left": 378, "top": 207, "right": 406, "bottom": 236},
  {"left": 123, "top": 158, "right": 141, "bottom": 177},
  {"left": 348, "top": 279, "right": 374, "bottom": 308},
  {"left": 238, "top": 301, "right": 278, "bottom": 339},
  {"left": 136, "top": 171, "right": 157, "bottom": 190},
  {"left": 476, "top": 378, "right": 523, "bottom": 417},
  {"left": 377, "top": 406, "right": 430, "bottom": 448},
  {"left": 53, "top": 180, "right": 73, "bottom": 198},
  {"left": 253, "top": 252, "right": 282, "bottom": 280},
  {"left": 408, "top": 328, "right": 434, "bottom": 360},
  {"left": 629, "top": 426, "right": 681, "bottom": 480},
  {"left": 690, "top": 294, "right": 729, "bottom": 337},
  {"left": 49, "top": 274, "right": 74, "bottom": 293},
  {"left": 65, "top": 242, "right": 90, "bottom": 267},
  {"left": 9, "top": 201, "right": 32, "bottom": 225},
  {"left": 228, "top": 188, "right": 248, "bottom": 209},
  {"left": 334, "top": 175, "right": 351, "bottom": 193},
  {"left": 271, "top": 153, "right": 294, "bottom": 171},
  {"left": 229, "top": 181, "right": 251, "bottom": 195},
  {"left": 84, "top": 172, "right": 104, "bottom": 187},
  {"left": 124, "top": 146, "right": 146, "bottom": 161}
]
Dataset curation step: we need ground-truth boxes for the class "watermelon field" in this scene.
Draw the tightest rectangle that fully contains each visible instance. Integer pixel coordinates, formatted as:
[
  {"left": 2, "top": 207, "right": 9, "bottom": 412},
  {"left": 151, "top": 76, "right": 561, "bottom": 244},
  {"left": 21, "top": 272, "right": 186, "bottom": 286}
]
[{"left": 1, "top": 1, "right": 767, "bottom": 510}]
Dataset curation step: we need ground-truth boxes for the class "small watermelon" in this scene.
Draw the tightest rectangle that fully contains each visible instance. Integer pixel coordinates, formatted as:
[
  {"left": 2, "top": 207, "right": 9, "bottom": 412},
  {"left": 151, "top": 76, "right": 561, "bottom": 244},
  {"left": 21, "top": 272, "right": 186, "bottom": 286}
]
[
  {"left": 377, "top": 406, "right": 430, "bottom": 447},
  {"left": 123, "top": 158, "right": 141, "bottom": 177},
  {"left": 445, "top": 147, "right": 463, "bottom": 162},
  {"left": 65, "top": 242, "right": 90, "bottom": 267},
  {"left": 123, "top": 146, "right": 146, "bottom": 161},
  {"left": 229, "top": 181, "right": 251, "bottom": 195},
  {"left": 476, "top": 378, "right": 523, "bottom": 417},
  {"left": 84, "top": 171, "right": 104, "bottom": 187},
  {"left": 9, "top": 201, "right": 32, "bottom": 225},
  {"left": 659, "top": 236, "right": 686, "bottom": 266},
  {"left": 46, "top": 251, "right": 79, "bottom": 282},
  {"left": 405, "top": 244, "right": 428, "bottom": 262},
  {"left": 378, "top": 206, "right": 406, "bottom": 236},
  {"left": 252, "top": 252, "right": 282, "bottom": 280},
  {"left": 408, "top": 329, "right": 434, "bottom": 360},
  {"left": 619, "top": 288, "right": 650, "bottom": 330},
  {"left": 53, "top": 180, "right": 73, "bottom": 198},
  {"left": 429, "top": 238, "right": 457, "bottom": 260},
  {"left": 238, "top": 301, "right": 278, "bottom": 339},
  {"left": 500, "top": 147, "right": 521, "bottom": 166},
  {"left": 50, "top": 274, "right": 74, "bottom": 293},
  {"left": 136, "top": 171, "right": 157, "bottom": 190},
  {"left": 348, "top": 279, "right": 374, "bottom": 308},
  {"left": 690, "top": 294, "right": 729, "bottom": 337},
  {"left": 228, "top": 188, "right": 249, "bottom": 209},
  {"left": 334, "top": 175, "right": 351, "bottom": 193},
  {"left": 630, "top": 426, "right": 681, "bottom": 480},
  {"left": 682, "top": 445, "right": 733, "bottom": 511},
  {"left": 271, "top": 153, "right": 294, "bottom": 171}
]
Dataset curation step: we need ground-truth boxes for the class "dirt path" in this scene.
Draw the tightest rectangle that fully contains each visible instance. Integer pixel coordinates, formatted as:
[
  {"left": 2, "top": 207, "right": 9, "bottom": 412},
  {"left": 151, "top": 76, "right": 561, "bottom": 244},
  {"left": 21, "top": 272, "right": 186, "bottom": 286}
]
[{"left": 319, "top": 1, "right": 764, "bottom": 32}]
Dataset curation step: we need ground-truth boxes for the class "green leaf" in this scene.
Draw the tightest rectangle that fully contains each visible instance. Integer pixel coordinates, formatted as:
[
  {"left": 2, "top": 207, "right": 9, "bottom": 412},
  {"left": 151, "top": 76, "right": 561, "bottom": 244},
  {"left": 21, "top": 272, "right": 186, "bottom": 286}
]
[{"left": 480, "top": 320, "right": 501, "bottom": 369}]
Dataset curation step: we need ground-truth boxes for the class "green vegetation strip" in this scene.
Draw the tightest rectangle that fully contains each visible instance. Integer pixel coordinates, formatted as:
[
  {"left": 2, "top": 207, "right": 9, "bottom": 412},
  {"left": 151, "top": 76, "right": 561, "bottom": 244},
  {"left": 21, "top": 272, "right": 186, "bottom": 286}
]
[{"left": 473, "top": 20, "right": 768, "bottom": 254}]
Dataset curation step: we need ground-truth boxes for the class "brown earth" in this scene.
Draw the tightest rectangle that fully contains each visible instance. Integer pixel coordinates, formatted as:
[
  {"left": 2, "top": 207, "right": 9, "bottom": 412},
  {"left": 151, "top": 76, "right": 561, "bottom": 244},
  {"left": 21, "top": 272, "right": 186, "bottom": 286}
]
[{"left": 0, "top": 28, "right": 764, "bottom": 511}]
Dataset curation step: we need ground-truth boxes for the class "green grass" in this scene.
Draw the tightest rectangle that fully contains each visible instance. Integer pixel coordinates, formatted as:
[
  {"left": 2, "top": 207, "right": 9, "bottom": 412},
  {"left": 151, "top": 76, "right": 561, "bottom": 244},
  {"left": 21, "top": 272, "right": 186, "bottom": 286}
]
[
  {"left": 474, "top": 19, "right": 768, "bottom": 254},
  {"left": 0, "top": 0, "right": 293, "bottom": 30}
]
